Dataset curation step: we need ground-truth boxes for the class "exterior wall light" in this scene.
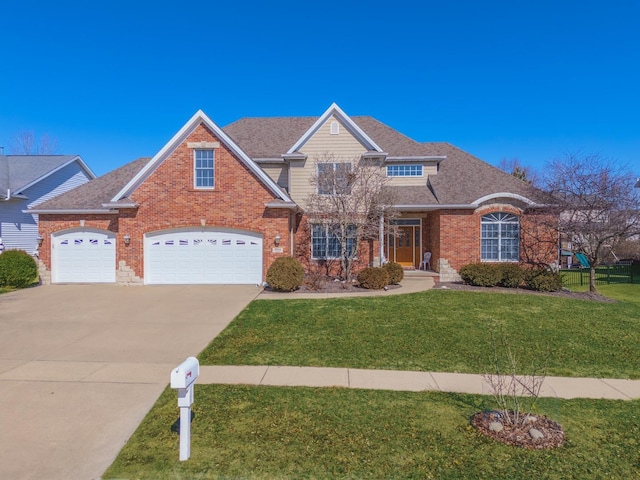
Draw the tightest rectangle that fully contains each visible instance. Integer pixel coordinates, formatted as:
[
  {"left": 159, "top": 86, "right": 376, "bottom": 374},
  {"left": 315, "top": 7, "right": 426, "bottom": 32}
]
[
  {"left": 36, "top": 234, "right": 44, "bottom": 246},
  {"left": 124, "top": 234, "right": 131, "bottom": 246},
  {"left": 274, "top": 233, "right": 281, "bottom": 246}
]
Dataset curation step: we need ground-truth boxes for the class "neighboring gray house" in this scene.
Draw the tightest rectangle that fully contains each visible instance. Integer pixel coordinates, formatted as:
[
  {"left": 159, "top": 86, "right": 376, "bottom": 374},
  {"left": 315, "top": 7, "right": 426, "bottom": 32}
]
[{"left": 0, "top": 155, "right": 95, "bottom": 254}]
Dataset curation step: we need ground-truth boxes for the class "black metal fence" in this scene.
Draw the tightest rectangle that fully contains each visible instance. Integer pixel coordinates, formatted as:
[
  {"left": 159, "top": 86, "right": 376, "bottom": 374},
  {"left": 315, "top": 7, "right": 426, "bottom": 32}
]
[{"left": 561, "top": 262, "right": 638, "bottom": 286}]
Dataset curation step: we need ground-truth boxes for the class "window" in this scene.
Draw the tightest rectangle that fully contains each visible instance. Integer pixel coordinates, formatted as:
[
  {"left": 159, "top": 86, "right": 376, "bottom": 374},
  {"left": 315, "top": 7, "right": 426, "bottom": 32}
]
[
  {"left": 312, "top": 224, "right": 356, "bottom": 259},
  {"left": 317, "top": 162, "right": 352, "bottom": 195},
  {"left": 386, "top": 164, "right": 423, "bottom": 177},
  {"left": 194, "top": 149, "right": 214, "bottom": 188},
  {"left": 481, "top": 212, "right": 520, "bottom": 262}
]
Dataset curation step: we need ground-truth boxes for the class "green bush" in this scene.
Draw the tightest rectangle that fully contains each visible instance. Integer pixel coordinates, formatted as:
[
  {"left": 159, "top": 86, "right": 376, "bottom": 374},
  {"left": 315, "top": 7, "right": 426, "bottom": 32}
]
[
  {"left": 266, "top": 256, "right": 305, "bottom": 292},
  {"left": 382, "top": 262, "right": 404, "bottom": 285},
  {"left": 524, "top": 268, "right": 563, "bottom": 292},
  {"left": 357, "top": 267, "right": 390, "bottom": 290},
  {"left": 0, "top": 250, "right": 38, "bottom": 288},
  {"left": 497, "top": 263, "right": 525, "bottom": 288},
  {"left": 459, "top": 263, "right": 502, "bottom": 287}
]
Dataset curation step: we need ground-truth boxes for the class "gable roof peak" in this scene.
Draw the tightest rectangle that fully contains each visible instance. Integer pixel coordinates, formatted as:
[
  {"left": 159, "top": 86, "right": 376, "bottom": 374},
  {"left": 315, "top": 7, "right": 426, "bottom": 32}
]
[
  {"left": 111, "top": 110, "right": 292, "bottom": 203},
  {"left": 287, "top": 103, "right": 384, "bottom": 154}
]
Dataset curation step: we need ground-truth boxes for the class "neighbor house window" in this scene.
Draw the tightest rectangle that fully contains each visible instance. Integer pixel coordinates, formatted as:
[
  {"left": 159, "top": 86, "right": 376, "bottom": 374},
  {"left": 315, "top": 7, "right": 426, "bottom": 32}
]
[
  {"left": 194, "top": 149, "right": 214, "bottom": 188},
  {"left": 317, "top": 162, "right": 352, "bottom": 195},
  {"left": 312, "top": 224, "right": 356, "bottom": 259},
  {"left": 386, "top": 164, "right": 423, "bottom": 177},
  {"left": 481, "top": 212, "right": 520, "bottom": 261}
]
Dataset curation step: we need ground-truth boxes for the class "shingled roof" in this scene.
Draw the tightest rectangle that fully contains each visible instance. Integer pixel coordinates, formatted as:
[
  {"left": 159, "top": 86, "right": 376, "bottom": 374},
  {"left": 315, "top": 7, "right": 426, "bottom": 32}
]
[
  {"left": 222, "top": 116, "right": 443, "bottom": 158},
  {"left": 31, "top": 110, "right": 546, "bottom": 212},
  {"left": 0, "top": 155, "right": 93, "bottom": 195},
  {"left": 224, "top": 115, "right": 546, "bottom": 207},
  {"left": 32, "top": 157, "right": 151, "bottom": 211}
]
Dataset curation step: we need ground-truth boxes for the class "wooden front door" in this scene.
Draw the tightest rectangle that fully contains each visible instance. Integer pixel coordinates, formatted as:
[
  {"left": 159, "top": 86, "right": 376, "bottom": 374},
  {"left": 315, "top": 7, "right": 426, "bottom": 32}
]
[
  {"left": 395, "top": 227, "right": 414, "bottom": 265},
  {"left": 389, "top": 225, "right": 421, "bottom": 267}
]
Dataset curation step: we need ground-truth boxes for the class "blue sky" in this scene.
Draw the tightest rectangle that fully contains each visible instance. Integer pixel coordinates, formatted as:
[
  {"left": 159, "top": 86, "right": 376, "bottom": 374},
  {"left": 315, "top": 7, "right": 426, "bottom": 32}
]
[{"left": 1, "top": 1, "right": 638, "bottom": 177}]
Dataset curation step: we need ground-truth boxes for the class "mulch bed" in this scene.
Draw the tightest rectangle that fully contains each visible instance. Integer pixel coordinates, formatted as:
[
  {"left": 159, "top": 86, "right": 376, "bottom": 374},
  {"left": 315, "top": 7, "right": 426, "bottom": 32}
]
[
  {"left": 264, "top": 274, "right": 614, "bottom": 303},
  {"left": 471, "top": 410, "right": 565, "bottom": 449}
]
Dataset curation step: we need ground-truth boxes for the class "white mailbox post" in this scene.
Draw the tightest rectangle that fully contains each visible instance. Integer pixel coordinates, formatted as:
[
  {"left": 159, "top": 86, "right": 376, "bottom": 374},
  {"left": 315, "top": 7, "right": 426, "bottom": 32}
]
[{"left": 170, "top": 356, "right": 200, "bottom": 461}]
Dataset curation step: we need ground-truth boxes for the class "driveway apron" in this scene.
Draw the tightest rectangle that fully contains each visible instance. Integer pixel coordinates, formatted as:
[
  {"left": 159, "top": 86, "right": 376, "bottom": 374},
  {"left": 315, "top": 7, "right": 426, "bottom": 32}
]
[{"left": 0, "top": 284, "right": 260, "bottom": 480}]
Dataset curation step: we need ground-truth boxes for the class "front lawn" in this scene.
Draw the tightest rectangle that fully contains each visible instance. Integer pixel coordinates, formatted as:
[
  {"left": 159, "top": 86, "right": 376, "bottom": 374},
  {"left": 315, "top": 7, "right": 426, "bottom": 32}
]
[
  {"left": 104, "top": 385, "right": 640, "bottom": 479},
  {"left": 199, "top": 289, "right": 640, "bottom": 379}
]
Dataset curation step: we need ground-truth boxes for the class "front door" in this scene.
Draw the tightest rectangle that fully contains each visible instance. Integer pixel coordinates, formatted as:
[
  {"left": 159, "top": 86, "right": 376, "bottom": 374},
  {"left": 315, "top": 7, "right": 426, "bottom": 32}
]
[
  {"left": 388, "top": 222, "right": 421, "bottom": 267},
  {"left": 395, "top": 227, "right": 414, "bottom": 265}
]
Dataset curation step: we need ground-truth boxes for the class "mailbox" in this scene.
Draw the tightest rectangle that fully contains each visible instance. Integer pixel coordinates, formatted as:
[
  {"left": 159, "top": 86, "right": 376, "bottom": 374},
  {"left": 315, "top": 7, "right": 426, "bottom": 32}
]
[
  {"left": 171, "top": 356, "right": 199, "bottom": 389},
  {"left": 170, "top": 356, "right": 200, "bottom": 461}
]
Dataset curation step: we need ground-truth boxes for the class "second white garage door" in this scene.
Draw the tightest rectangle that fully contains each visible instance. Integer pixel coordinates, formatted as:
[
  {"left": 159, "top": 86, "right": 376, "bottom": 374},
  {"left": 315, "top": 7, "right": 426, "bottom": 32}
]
[{"left": 144, "top": 229, "right": 263, "bottom": 284}]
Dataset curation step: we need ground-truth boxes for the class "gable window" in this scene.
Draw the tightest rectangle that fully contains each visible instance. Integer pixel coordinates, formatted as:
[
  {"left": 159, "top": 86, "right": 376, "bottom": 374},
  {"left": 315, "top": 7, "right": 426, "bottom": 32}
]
[
  {"left": 194, "top": 149, "right": 214, "bottom": 189},
  {"left": 481, "top": 212, "right": 520, "bottom": 262},
  {"left": 317, "top": 162, "right": 352, "bottom": 195},
  {"left": 386, "top": 164, "right": 423, "bottom": 177},
  {"left": 312, "top": 224, "right": 356, "bottom": 259}
]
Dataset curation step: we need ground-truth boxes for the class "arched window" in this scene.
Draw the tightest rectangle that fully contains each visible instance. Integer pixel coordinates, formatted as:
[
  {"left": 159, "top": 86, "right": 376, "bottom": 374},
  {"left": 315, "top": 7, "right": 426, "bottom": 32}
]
[{"left": 481, "top": 212, "right": 519, "bottom": 261}]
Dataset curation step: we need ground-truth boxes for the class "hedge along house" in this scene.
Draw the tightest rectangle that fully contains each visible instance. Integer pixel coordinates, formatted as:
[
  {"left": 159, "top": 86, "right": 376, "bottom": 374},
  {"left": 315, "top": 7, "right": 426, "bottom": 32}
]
[{"left": 32, "top": 104, "right": 556, "bottom": 285}]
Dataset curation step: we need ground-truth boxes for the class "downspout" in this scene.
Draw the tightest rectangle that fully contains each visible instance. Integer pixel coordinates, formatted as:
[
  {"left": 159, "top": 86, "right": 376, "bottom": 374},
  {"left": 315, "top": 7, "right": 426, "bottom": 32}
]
[
  {"left": 4, "top": 189, "right": 10, "bottom": 201},
  {"left": 379, "top": 214, "right": 385, "bottom": 266},
  {"left": 289, "top": 211, "right": 294, "bottom": 255}
]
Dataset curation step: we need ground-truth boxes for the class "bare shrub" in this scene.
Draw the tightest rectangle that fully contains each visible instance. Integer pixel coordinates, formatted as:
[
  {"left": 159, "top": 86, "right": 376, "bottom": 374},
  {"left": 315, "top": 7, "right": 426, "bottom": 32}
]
[{"left": 482, "top": 324, "right": 549, "bottom": 427}]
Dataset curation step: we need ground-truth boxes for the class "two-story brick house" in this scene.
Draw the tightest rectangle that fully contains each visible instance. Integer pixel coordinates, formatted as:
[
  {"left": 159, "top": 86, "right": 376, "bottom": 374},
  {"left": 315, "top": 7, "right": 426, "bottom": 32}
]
[{"left": 32, "top": 104, "right": 556, "bottom": 284}]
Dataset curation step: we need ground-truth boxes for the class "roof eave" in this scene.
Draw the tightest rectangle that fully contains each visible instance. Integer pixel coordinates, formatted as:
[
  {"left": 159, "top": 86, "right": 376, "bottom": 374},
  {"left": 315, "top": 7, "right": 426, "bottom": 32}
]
[
  {"left": 101, "top": 202, "right": 138, "bottom": 209},
  {"left": 25, "top": 208, "right": 118, "bottom": 215},
  {"left": 264, "top": 201, "right": 299, "bottom": 210},
  {"left": 282, "top": 153, "right": 307, "bottom": 161},
  {"left": 393, "top": 200, "right": 550, "bottom": 212},
  {"left": 385, "top": 156, "right": 446, "bottom": 163},
  {"left": 393, "top": 204, "right": 476, "bottom": 211}
]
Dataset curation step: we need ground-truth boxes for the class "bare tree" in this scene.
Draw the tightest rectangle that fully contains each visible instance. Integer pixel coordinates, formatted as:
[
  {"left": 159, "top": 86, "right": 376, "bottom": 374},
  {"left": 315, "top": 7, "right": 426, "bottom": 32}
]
[
  {"left": 10, "top": 131, "right": 58, "bottom": 155},
  {"left": 498, "top": 157, "right": 538, "bottom": 185},
  {"left": 305, "top": 155, "right": 398, "bottom": 281},
  {"left": 542, "top": 152, "right": 640, "bottom": 292}
]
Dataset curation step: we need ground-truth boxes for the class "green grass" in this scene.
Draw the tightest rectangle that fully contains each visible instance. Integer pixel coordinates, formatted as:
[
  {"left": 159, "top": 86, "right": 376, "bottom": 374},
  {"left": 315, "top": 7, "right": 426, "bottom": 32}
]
[
  {"left": 568, "top": 283, "right": 640, "bottom": 305},
  {"left": 104, "top": 385, "right": 640, "bottom": 479},
  {"left": 199, "top": 289, "right": 640, "bottom": 379}
]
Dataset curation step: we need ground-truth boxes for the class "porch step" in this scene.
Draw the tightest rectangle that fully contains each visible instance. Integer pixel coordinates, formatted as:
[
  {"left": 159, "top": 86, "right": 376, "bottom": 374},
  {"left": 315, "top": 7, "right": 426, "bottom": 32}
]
[{"left": 403, "top": 269, "right": 440, "bottom": 282}]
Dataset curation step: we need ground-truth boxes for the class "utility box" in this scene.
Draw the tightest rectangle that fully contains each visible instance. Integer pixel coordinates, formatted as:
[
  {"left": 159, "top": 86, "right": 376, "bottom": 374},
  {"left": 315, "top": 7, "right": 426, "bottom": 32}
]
[{"left": 170, "top": 356, "right": 200, "bottom": 460}]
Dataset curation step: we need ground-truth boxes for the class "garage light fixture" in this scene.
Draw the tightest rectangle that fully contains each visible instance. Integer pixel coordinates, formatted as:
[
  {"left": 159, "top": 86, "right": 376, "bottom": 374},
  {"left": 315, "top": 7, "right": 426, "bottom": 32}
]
[
  {"left": 274, "top": 233, "right": 281, "bottom": 247},
  {"left": 36, "top": 234, "right": 44, "bottom": 246},
  {"left": 124, "top": 234, "right": 131, "bottom": 246}
]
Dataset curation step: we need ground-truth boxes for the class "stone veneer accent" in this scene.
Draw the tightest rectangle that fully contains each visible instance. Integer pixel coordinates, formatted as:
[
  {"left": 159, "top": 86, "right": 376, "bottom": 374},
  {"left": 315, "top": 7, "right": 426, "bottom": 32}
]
[
  {"left": 438, "top": 258, "right": 461, "bottom": 282},
  {"left": 38, "top": 259, "right": 51, "bottom": 285},
  {"left": 117, "top": 260, "right": 143, "bottom": 286}
]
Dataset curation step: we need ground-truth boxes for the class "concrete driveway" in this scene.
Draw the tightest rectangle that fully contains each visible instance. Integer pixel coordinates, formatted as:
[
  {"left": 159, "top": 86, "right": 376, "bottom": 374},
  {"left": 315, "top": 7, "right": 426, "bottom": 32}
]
[{"left": 0, "top": 284, "right": 260, "bottom": 480}]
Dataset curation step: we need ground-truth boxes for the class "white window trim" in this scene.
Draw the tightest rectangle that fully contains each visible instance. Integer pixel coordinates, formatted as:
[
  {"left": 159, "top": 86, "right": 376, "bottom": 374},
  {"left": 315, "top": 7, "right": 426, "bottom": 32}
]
[
  {"left": 480, "top": 212, "right": 520, "bottom": 262},
  {"left": 386, "top": 164, "right": 423, "bottom": 177},
  {"left": 194, "top": 149, "right": 215, "bottom": 190}
]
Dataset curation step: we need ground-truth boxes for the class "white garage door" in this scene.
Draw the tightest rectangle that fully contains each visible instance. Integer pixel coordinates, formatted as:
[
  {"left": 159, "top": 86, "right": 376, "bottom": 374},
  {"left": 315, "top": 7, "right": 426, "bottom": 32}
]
[
  {"left": 144, "top": 230, "right": 263, "bottom": 284},
  {"left": 52, "top": 230, "right": 116, "bottom": 283}
]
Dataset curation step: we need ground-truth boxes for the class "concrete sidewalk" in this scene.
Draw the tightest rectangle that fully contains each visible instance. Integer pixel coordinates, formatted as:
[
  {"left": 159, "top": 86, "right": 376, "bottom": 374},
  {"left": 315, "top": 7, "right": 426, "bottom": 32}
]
[{"left": 198, "top": 365, "right": 640, "bottom": 401}]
